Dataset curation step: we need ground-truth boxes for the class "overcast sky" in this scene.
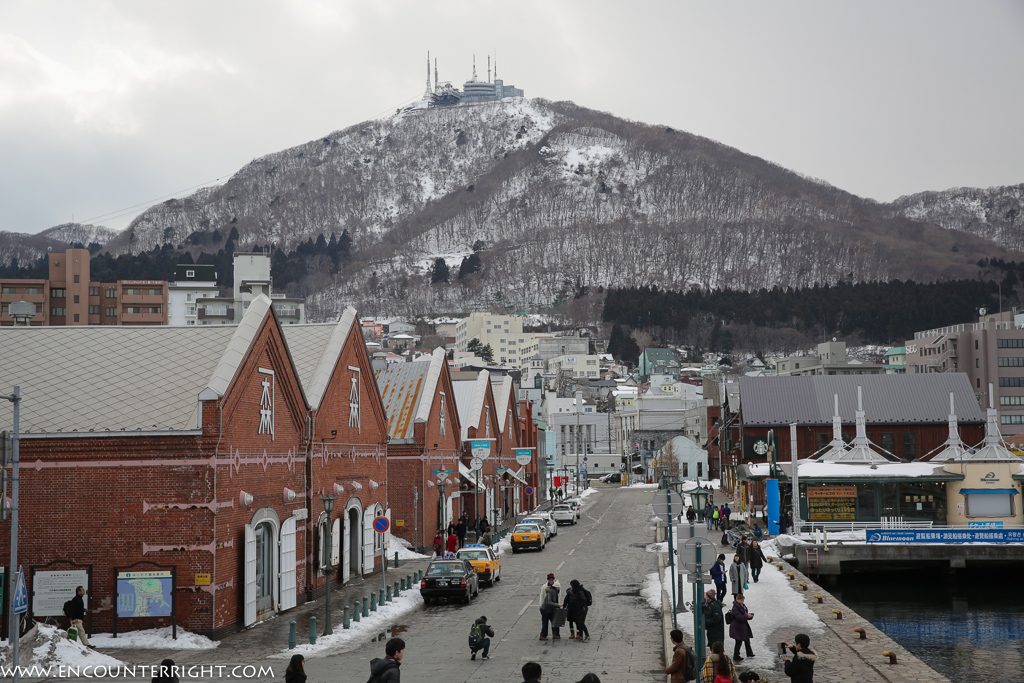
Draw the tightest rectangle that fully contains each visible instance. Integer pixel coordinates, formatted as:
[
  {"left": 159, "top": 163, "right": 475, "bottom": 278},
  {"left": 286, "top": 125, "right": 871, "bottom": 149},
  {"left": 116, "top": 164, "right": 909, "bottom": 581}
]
[{"left": 2, "top": 0, "right": 1022, "bottom": 235}]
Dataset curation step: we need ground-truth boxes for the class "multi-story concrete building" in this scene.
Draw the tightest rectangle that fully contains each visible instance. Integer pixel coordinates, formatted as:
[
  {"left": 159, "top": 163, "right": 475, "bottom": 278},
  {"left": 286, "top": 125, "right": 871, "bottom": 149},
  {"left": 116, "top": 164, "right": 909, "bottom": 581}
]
[
  {"left": 1, "top": 248, "right": 167, "bottom": 326},
  {"left": 167, "top": 264, "right": 219, "bottom": 326},
  {"left": 774, "top": 340, "right": 885, "bottom": 377},
  {"left": 907, "top": 310, "right": 1024, "bottom": 432},
  {"left": 454, "top": 312, "right": 547, "bottom": 366},
  {"left": 549, "top": 354, "right": 601, "bottom": 380},
  {"left": 191, "top": 252, "right": 306, "bottom": 325}
]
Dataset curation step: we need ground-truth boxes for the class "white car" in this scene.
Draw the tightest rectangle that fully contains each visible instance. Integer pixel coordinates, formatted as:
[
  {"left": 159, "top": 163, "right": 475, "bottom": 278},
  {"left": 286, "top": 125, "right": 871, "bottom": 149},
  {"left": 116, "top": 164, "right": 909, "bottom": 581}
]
[
  {"left": 551, "top": 504, "right": 576, "bottom": 525},
  {"left": 563, "top": 499, "right": 582, "bottom": 519},
  {"left": 522, "top": 514, "right": 557, "bottom": 539}
]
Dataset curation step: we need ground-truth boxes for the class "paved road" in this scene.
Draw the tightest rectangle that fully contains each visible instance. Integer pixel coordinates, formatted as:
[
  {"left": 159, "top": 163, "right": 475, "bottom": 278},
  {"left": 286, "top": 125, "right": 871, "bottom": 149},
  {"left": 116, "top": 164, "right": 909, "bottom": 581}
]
[{"left": 304, "top": 485, "right": 664, "bottom": 683}]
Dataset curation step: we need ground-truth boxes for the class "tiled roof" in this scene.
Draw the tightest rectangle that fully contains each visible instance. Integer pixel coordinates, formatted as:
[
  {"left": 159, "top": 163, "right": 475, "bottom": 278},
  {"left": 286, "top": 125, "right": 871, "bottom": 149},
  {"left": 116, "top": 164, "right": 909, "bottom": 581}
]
[
  {"left": 490, "top": 375, "right": 512, "bottom": 431},
  {"left": 739, "top": 374, "right": 984, "bottom": 426},
  {"left": 282, "top": 307, "right": 357, "bottom": 410}
]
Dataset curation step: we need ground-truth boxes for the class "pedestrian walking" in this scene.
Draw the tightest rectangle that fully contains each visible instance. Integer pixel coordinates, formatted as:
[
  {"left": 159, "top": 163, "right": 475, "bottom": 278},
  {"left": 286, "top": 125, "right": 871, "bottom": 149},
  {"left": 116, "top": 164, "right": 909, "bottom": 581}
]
[
  {"left": 67, "top": 586, "right": 91, "bottom": 647},
  {"left": 728, "top": 594, "right": 755, "bottom": 661},
  {"left": 703, "top": 589, "right": 725, "bottom": 651},
  {"left": 432, "top": 531, "right": 444, "bottom": 558},
  {"left": 468, "top": 615, "right": 495, "bottom": 660},
  {"left": 710, "top": 554, "right": 728, "bottom": 602},
  {"left": 701, "top": 641, "right": 738, "bottom": 683},
  {"left": 446, "top": 531, "right": 459, "bottom": 556},
  {"left": 538, "top": 573, "right": 561, "bottom": 640},
  {"left": 283, "top": 655, "right": 305, "bottom": 683},
  {"left": 456, "top": 518, "right": 468, "bottom": 548},
  {"left": 712, "top": 506, "right": 720, "bottom": 530},
  {"left": 522, "top": 661, "right": 543, "bottom": 683},
  {"left": 664, "top": 629, "right": 691, "bottom": 683},
  {"left": 368, "top": 637, "right": 404, "bottom": 683},
  {"left": 721, "top": 503, "right": 732, "bottom": 530},
  {"left": 728, "top": 555, "right": 748, "bottom": 597},
  {"left": 737, "top": 537, "right": 752, "bottom": 576},
  {"left": 564, "top": 579, "right": 591, "bottom": 641},
  {"left": 749, "top": 541, "right": 767, "bottom": 583},
  {"left": 705, "top": 502, "right": 714, "bottom": 529},
  {"left": 574, "top": 675, "right": 601, "bottom": 683},
  {"left": 781, "top": 633, "right": 817, "bottom": 683},
  {"left": 685, "top": 505, "right": 696, "bottom": 524},
  {"left": 152, "top": 659, "right": 180, "bottom": 683}
]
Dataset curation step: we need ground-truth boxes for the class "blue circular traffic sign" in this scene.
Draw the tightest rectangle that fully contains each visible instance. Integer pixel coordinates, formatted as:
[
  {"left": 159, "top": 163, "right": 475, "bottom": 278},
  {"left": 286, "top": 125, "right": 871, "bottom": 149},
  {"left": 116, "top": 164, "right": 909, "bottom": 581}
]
[
  {"left": 525, "top": 486, "right": 534, "bottom": 496},
  {"left": 372, "top": 516, "right": 390, "bottom": 533}
]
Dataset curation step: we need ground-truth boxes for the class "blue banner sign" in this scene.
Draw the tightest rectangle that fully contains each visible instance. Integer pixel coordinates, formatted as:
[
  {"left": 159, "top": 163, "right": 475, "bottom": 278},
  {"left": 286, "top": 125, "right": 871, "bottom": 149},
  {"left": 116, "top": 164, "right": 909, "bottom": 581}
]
[
  {"left": 867, "top": 528, "right": 1024, "bottom": 543},
  {"left": 968, "top": 521, "right": 1004, "bottom": 528}
]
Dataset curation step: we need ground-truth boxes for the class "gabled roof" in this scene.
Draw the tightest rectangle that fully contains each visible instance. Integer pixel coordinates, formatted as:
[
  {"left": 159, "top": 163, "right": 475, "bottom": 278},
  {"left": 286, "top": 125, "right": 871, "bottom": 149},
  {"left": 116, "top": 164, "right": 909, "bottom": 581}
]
[
  {"left": 282, "top": 307, "right": 358, "bottom": 410},
  {"left": 740, "top": 374, "right": 984, "bottom": 426},
  {"left": 641, "top": 348, "right": 677, "bottom": 363},
  {"left": 1, "top": 294, "right": 279, "bottom": 433},
  {"left": 453, "top": 370, "right": 489, "bottom": 440},
  {"left": 374, "top": 347, "right": 447, "bottom": 441},
  {"left": 490, "top": 375, "right": 513, "bottom": 431}
]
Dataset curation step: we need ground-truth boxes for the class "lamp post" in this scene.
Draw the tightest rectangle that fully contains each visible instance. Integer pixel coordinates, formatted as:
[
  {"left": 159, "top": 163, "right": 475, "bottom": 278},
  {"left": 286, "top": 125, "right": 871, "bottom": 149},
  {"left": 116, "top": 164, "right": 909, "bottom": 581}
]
[
  {"left": 4, "top": 387, "right": 21, "bottom": 682},
  {"left": 321, "top": 494, "right": 336, "bottom": 636}
]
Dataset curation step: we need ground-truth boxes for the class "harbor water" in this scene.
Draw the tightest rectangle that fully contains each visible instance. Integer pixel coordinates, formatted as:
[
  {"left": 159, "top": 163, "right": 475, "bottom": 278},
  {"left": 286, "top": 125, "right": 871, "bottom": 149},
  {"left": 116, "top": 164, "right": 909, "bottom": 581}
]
[{"left": 831, "top": 567, "right": 1024, "bottom": 683}]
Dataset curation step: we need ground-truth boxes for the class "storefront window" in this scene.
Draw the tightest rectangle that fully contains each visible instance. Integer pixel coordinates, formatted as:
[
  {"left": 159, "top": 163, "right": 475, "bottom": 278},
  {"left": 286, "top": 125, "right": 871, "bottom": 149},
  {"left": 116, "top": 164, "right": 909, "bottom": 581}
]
[
  {"left": 879, "top": 483, "right": 898, "bottom": 517},
  {"left": 899, "top": 482, "right": 947, "bottom": 522},
  {"left": 856, "top": 485, "right": 876, "bottom": 521}
]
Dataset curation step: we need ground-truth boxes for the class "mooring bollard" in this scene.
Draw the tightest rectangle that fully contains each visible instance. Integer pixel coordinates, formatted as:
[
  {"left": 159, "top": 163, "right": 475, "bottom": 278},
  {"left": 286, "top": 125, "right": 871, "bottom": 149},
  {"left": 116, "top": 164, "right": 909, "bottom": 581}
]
[
  {"left": 309, "top": 617, "right": 317, "bottom": 644},
  {"left": 394, "top": 551, "right": 400, "bottom": 568},
  {"left": 814, "top": 594, "right": 824, "bottom": 604},
  {"left": 289, "top": 621, "right": 296, "bottom": 649},
  {"left": 832, "top": 609, "right": 843, "bottom": 620},
  {"left": 353, "top": 601, "right": 361, "bottom": 622},
  {"left": 370, "top": 593, "right": 377, "bottom": 612},
  {"left": 854, "top": 627, "right": 867, "bottom": 640},
  {"left": 882, "top": 651, "right": 898, "bottom": 665},
  {"left": 386, "top": 585, "right": 392, "bottom": 603},
  {"left": 362, "top": 596, "right": 369, "bottom": 617}
]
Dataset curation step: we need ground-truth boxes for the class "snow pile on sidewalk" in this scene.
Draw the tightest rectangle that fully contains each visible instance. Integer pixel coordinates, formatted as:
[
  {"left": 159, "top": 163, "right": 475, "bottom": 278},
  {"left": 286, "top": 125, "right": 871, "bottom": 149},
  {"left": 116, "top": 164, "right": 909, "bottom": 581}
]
[
  {"left": 628, "top": 482, "right": 659, "bottom": 489},
  {"left": 271, "top": 590, "right": 423, "bottom": 658},
  {"left": 577, "top": 488, "right": 599, "bottom": 500},
  {"left": 90, "top": 626, "right": 218, "bottom": 650},
  {"left": 641, "top": 571, "right": 666, "bottom": 610},
  {"left": 493, "top": 537, "right": 513, "bottom": 557},
  {"left": 391, "top": 536, "right": 430, "bottom": 561},
  {"left": 5, "top": 623, "right": 125, "bottom": 670}
]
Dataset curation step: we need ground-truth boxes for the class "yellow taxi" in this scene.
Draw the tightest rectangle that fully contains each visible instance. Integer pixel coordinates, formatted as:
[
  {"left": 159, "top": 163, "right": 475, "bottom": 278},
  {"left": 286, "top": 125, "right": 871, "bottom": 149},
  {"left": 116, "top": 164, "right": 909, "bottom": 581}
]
[
  {"left": 511, "top": 522, "right": 546, "bottom": 553},
  {"left": 455, "top": 544, "right": 502, "bottom": 586}
]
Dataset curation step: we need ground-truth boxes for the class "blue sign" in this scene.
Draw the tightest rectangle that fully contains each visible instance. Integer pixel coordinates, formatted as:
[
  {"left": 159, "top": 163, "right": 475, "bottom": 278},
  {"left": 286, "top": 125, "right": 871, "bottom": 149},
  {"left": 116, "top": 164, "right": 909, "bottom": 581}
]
[
  {"left": 116, "top": 571, "right": 172, "bottom": 618},
  {"left": 373, "top": 516, "right": 390, "bottom": 533},
  {"left": 13, "top": 567, "right": 28, "bottom": 615},
  {"left": 866, "top": 528, "right": 1024, "bottom": 543},
  {"left": 968, "top": 521, "right": 1004, "bottom": 528},
  {"left": 766, "top": 479, "right": 780, "bottom": 536},
  {"left": 471, "top": 440, "right": 491, "bottom": 458}
]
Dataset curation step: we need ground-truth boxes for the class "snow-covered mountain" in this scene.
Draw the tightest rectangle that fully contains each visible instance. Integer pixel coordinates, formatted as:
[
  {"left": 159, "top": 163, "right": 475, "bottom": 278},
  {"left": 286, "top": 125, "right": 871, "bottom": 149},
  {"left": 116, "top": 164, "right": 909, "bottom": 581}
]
[
  {"left": 889, "top": 184, "right": 1024, "bottom": 251},
  {"left": 5, "top": 98, "right": 1021, "bottom": 318}
]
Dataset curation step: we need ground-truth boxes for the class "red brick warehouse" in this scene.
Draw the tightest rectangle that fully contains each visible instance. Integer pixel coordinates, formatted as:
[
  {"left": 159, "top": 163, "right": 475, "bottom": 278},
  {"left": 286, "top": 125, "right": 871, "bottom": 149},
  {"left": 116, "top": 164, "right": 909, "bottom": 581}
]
[
  {"left": 375, "top": 348, "right": 463, "bottom": 550},
  {"left": 0, "top": 297, "right": 394, "bottom": 637}
]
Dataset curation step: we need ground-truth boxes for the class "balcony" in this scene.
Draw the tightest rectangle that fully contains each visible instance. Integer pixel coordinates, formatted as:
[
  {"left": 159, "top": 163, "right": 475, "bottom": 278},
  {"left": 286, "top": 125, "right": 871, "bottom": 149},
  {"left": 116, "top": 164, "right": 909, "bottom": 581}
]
[{"left": 198, "top": 306, "right": 234, "bottom": 320}]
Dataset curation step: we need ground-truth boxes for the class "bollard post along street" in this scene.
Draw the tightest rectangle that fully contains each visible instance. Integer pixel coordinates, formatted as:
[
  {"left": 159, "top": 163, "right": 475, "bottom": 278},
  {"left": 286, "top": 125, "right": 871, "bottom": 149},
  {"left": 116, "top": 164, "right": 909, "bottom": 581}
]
[
  {"left": 379, "top": 589, "right": 385, "bottom": 606},
  {"left": 343, "top": 606, "right": 350, "bottom": 629},
  {"left": 394, "top": 580, "right": 400, "bottom": 596},
  {"left": 289, "top": 621, "right": 296, "bottom": 649},
  {"left": 362, "top": 596, "right": 369, "bottom": 617},
  {"left": 394, "top": 551, "right": 400, "bottom": 568},
  {"left": 309, "top": 617, "right": 317, "bottom": 644},
  {"left": 353, "top": 601, "right": 361, "bottom": 622},
  {"left": 386, "top": 586, "right": 392, "bottom": 603},
  {"left": 370, "top": 593, "right": 377, "bottom": 612},
  {"left": 406, "top": 574, "right": 412, "bottom": 590}
]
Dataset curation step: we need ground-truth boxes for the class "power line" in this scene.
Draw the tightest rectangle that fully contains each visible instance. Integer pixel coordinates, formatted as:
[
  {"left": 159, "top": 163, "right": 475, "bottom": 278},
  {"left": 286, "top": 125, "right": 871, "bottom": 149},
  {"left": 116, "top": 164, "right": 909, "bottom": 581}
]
[{"left": 74, "top": 174, "right": 234, "bottom": 227}]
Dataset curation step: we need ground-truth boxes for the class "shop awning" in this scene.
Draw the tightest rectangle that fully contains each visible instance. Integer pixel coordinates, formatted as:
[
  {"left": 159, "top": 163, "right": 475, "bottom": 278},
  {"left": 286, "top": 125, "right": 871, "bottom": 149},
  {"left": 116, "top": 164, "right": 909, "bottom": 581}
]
[
  {"left": 959, "top": 488, "right": 1018, "bottom": 495},
  {"left": 506, "top": 467, "right": 528, "bottom": 486},
  {"left": 458, "top": 463, "right": 484, "bottom": 492}
]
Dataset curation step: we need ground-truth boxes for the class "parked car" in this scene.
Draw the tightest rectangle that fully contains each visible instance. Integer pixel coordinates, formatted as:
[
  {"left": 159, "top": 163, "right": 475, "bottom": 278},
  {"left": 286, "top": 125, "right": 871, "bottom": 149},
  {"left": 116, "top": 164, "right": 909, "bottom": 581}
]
[
  {"left": 420, "top": 558, "right": 480, "bottom": 604},
  {"left": 522, "top": 513, "right": 557, "bottom": 538},
  {"left": 456, "top": 544, "right": 501, "bottom": 586},
  {"left": 511, "top": 523, "right": 546, "bottom": 553},
  {"left": 551, "top": 504, "right": 576, "bottom": 525},
  {"left": 563, "top": 498, "right": 582, "bottom": 519},
  {"left": 599, "top": 473, "right": 621, "bottom": 483}
]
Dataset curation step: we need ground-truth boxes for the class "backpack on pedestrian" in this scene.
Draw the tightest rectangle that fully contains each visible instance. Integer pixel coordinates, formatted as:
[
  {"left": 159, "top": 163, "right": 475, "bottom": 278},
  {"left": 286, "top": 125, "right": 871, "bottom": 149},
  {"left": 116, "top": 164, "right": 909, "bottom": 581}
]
[
  {"left": 468, "top": 621, "right": 483, "bottom": 647},
  {"left": 681, "top": 645, "right": 697, "bottom": 682},
  {"left": 725, "top": 611, "right": 734, "bottom": 625},
  {"left": 63, "top": 599, "right": 75, "bottom": 619},
  {"left": 583, "top": 588, "right": 593, "bottom": 606},
  {"left": 366, "top": 661, "right": 397, "bottom": 683}
]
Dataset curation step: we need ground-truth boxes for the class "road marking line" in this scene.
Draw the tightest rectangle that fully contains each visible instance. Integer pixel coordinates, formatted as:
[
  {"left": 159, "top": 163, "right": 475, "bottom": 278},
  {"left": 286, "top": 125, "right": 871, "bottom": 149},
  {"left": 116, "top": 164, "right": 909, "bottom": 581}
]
[
  {"left": 519, "top": 600, "right": 533, "bottom": 616},
  {"left": 556, "top": 561, "right": 565, "bottom": 570},
  {"left": 568, "top": 548, "right": 575, "bottom": 555}
]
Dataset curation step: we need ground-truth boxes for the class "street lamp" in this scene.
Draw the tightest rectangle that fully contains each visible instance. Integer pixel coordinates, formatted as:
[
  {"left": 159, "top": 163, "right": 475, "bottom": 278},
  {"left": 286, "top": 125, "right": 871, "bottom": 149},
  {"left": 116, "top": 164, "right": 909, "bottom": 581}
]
[
  {"left": 690, "top": 484, "right": 709, "bottom": 522},
  {"left": 4, "top": 387, "right": 21, "bottom": 683},
  {"left": 321, "top": 494, "right": 336, "bottom": 636}
]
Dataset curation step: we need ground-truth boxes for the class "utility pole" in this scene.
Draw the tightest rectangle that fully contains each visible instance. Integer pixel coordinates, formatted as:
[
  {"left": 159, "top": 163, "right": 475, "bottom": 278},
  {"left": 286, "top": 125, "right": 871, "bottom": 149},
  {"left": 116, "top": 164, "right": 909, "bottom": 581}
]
[{"left": 5, "top": 387, "right": 21, "bottom": 683}]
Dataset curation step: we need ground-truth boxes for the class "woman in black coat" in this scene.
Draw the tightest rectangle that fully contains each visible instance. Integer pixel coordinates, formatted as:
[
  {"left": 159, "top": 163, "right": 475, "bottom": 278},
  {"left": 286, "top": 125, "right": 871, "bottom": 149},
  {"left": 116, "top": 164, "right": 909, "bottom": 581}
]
[
  {"left": 284, "top": 655, "right": 306, "bottom": 683},
  {"left": 564, "top": 579, "right": 591, "bottom": 641},
  {"left": 749, "top": 541, "right": 768, "bottom": 583},
  {"left": 728, "top": 595, "right": 755, "bottom": 661}
]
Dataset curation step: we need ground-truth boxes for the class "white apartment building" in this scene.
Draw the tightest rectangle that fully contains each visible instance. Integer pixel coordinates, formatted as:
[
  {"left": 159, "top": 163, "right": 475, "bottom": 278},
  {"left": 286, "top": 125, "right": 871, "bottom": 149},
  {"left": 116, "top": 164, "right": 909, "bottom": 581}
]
[
  {"left": 454, "top": 312, "right": 548, "bottom": 366},
  {"left": 549, "top": 354, "right": 601, "bottom": 379},
  {"left": 167, "top": 264, "right": 219, "bottom": 326}
]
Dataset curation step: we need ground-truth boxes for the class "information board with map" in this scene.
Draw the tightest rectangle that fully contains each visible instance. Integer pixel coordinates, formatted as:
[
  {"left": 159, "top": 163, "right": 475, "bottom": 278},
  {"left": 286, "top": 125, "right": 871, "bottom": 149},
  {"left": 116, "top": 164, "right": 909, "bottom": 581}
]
[
  {"left": 116, "top": 570, "right": 172, "bottom": 618},
  {"left": 807, "top": 485, "right": 857, "bottom": 521}
]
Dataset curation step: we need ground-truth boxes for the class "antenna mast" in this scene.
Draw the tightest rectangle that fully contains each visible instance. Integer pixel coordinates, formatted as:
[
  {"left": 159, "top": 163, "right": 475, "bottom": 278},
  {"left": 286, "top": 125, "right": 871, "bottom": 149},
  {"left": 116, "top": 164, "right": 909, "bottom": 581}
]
[
  {"left": 488, "top": 55, "right": 491, "bottom": 83},
  {"left": 472, "top": 54, "right": 477, "bottom": 81},
  {"left": 424, "top": 51, "right": 432, "bottom": 98},
  {"left": 434, "top": 58, "right": 438, "bottom": 90}
]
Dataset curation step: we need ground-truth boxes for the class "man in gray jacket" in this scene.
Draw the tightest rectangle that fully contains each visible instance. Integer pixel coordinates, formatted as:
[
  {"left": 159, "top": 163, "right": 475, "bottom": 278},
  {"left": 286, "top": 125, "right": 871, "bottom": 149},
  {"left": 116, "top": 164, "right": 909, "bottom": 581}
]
[
  {"left": 539, "top": 573, "right": 561, "bottom": 640},
  {"left": 728, "top": 555, "right": 748, "bottom": 597}
]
